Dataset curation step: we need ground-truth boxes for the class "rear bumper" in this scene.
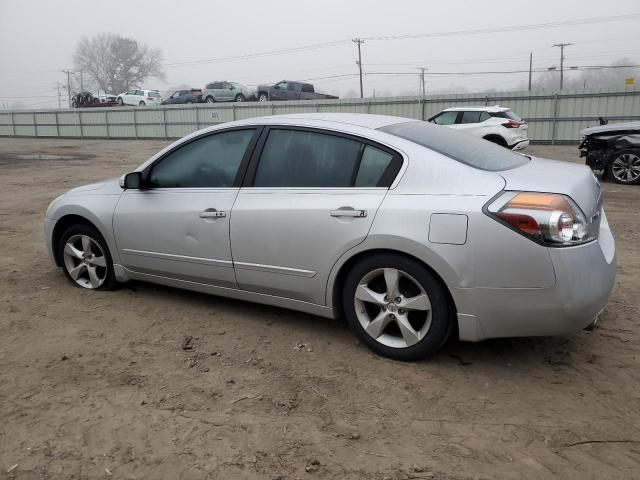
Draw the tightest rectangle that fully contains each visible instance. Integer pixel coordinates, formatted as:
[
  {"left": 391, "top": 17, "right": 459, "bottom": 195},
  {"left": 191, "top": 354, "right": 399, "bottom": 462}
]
[{"left": 453, "top": 210, "right": 616, "bottom": 341}]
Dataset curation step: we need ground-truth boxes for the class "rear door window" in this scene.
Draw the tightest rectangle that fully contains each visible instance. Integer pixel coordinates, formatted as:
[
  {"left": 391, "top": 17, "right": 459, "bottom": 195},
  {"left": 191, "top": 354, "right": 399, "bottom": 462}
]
[
  {"left": 253, "top": 129, "right": 361, "bottom": 188},
  {"left": 461, "top": 111, "right": 483, "bottom": 124},
  {"left": 355, "top": 146, "right": 396, "bottom": 187}
]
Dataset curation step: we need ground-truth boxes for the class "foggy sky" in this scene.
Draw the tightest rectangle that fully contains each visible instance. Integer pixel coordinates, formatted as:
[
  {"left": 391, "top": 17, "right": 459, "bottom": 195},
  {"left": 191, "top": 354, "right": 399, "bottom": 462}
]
[{"left": 1, "top": 0, "right": 639, "bottom": 109}]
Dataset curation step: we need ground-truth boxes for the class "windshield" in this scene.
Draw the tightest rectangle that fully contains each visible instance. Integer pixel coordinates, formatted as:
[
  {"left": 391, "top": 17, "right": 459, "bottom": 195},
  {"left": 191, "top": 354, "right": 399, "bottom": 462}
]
[{"left": 379, "top": 121, "right": 529, "bottom": 171}]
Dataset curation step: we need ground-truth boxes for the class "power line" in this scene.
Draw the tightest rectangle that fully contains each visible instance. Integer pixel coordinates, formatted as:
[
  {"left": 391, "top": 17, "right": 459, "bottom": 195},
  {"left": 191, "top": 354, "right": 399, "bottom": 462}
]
[{"left": 362, "top": 13, "right": 640, "bottom": 42}]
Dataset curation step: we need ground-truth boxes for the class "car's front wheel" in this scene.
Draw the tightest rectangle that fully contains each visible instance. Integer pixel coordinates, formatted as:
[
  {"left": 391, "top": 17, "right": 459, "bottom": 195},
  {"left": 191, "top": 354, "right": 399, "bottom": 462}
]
[
  {"left": 608, "top": 149, "right": 640, "bottom": 185},
  {"left": 258, "top": 93, "right": 268, "bottom": 102},
  {"left": 59, "top": 224, "right": 116, "bottom": 290},
  {"left": 342, "top": 253, "right": 451, "bottom": 360},
  {"left": 117, "top": 97, "right": 124, "bottom": 106}
]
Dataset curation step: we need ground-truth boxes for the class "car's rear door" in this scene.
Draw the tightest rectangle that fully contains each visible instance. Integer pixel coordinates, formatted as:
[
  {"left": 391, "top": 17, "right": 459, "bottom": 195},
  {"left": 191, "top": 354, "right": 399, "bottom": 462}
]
[
  {"left": 229, "top": 126, "right": 403, "bottom": 305},
  {"left": 113, "top": 128, "right": 260, "bottom": 287}
]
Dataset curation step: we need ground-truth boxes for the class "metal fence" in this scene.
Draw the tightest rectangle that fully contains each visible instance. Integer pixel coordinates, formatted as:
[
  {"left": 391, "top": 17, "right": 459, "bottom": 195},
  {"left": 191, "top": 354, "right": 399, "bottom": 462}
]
[{"left": 1, "top": 88, "right": 639, "bottom": 143}]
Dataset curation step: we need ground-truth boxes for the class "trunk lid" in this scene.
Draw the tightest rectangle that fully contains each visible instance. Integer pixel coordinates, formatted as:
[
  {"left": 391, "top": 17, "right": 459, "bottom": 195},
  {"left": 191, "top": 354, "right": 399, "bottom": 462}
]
[{"left": 499, "top": 156, "right": 601, "bottom": 218}]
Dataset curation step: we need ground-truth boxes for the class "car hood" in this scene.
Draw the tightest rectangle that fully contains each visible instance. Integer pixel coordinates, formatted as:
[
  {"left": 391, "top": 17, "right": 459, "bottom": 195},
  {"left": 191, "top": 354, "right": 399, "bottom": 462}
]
[
  {"left": 580, "top": 121, "right": 640, "bottom": 136},
  {"left": 66, "top": 178, "right": 122, "bottom": 196},
  {"left": 499, "top": 156, "right": 601, "bottom": 217}
]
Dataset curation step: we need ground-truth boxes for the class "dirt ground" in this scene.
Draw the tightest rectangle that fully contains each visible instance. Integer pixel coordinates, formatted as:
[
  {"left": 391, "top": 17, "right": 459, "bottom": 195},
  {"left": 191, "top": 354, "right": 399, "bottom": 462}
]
[{"left": 0, "top": 137, "right": 639, "bottom": 480}]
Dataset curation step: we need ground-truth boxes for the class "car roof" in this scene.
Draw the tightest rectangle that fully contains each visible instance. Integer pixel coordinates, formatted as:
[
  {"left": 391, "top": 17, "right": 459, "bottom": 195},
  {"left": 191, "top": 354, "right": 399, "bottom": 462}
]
[
  {"left": 442, "top": 105, "right": 510, "bottom": 112},
  {"left": 581, "top": 121, "right": 640, "bottom": 136},
  {"left": 231, "top": 113, "right": 414, "bottom": 130}
]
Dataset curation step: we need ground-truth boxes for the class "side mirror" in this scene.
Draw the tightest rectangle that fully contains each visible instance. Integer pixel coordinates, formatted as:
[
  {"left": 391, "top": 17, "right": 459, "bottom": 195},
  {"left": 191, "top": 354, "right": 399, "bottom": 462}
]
[{"left": 120, "top": 172, "right": 143, "bottom": 189}]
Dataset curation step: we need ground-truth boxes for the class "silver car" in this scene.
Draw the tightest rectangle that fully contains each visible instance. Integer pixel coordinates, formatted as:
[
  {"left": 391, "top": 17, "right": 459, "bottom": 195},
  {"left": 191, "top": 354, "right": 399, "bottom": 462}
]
[
  {"left": 202, "top": 81, "right": 253, "bottom": 103},
  {"left": 44, "top": 113, "right": 616, "bottom": 360}
]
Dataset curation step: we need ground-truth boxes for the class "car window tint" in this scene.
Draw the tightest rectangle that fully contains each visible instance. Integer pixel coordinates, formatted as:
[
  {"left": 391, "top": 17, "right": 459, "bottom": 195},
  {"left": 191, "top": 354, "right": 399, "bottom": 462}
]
[
  {"left": 355, "top": 146, "right": 395, "bottom": 187},
  {"left": 461, "top": 111, "right": 482, "bottom": 124},
  {"left": 149, "top": 129, "right": 255, "bottom": 188},
  {"left": 253, "top": 129, "right": 361, "bottom": 188},
  {"left": 212, "top": 82, "right": 222, "bottom": 89},
  {"left": 432, "top": 111, "right": 458, "bottom": 125},
  {"left": 379, "top": 121, "right": 529, "bottom": 171},
  {"left": 479, "top": 111, "right": 490, "bottom": 122},
  {"left": 301, "top": 84, "right": 313, "bottom": 93}
]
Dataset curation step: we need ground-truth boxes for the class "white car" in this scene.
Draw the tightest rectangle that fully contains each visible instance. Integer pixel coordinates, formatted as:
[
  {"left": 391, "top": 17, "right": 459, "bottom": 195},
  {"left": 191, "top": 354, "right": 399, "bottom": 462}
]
[
  {"left": 429, "top": 106, "right": 529, "bottom": 150},
  {"left": 117, "top": 89, "right": 162, "bottom": 107}
]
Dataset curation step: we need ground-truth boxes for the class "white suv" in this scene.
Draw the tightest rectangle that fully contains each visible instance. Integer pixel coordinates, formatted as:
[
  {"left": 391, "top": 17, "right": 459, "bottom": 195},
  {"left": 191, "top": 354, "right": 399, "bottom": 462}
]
[
  {"left": 428, "top": 106, "right": 529, "bottom": 150},
  {"left": 117, "top": 89, "right": 162, "bottom": 107}
]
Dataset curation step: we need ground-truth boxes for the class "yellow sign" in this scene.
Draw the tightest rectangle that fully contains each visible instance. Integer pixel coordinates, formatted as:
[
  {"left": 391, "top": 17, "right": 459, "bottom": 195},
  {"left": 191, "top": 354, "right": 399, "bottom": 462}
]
[{"left": 625, "top": 77, "right": 635, "bottom": 86}]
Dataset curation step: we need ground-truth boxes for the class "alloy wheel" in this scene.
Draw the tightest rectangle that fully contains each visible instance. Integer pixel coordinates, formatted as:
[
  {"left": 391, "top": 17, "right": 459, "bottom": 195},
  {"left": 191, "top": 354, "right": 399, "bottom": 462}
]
[
  {"left": 62, "top": 234, "right": 108, "bottom": 289},
  {"left": 611, "top": 153, "right": 640, "bottom": 183},
  {"left": 354, "top": 268, "right": 432, "bottom": 349}
]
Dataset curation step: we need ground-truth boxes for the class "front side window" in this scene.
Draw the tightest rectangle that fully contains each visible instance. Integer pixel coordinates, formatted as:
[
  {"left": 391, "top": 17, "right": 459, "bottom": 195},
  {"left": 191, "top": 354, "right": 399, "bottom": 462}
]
[
  {"left": 253, "top": 129, "right": 361, "bottom": 188},
  {"left": 432, "top": 111, "right": 459, "bottom": 125},
  {"left": 148, "top": 129, "right": 255, "bottom": 188}
]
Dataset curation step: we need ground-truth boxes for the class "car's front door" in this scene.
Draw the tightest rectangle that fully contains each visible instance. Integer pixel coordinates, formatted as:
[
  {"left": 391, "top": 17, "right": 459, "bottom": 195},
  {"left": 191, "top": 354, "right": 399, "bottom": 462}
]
[
  {"left": 113, "top": 128, "right": 260, "bottom": 287},
  {"left": 123, "top": 90, "right": 136, "bottom": 105},
  {"left": 230, "top": 127, "right": 403, "bottom": 305},
  {"left": 271, "top": 82, "right": 288, "bottom": 101}
]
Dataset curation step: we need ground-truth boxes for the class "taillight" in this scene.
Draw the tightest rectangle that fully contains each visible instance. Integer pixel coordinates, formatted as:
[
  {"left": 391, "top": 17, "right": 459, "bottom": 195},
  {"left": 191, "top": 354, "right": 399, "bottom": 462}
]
[
  {"left": 486, "top": 192, "right": 596, "bottom": 246},
  {"left": 502, "top": 120, "right": 525, "bottom": 128},
  {"left": 146, "top": 97, "right": 152, "bottom": 100}
]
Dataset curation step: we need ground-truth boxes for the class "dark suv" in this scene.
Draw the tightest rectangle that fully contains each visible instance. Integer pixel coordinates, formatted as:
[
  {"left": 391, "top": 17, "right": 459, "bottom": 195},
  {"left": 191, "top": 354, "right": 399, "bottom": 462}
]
[{"left": 161, "top": 89, "right": 203, "bottom": 105}]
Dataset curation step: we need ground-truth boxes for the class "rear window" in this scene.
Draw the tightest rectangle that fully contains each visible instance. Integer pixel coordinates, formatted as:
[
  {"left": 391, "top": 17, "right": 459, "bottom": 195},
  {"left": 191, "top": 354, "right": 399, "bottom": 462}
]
[
  {"left": 492, "top": 111, "right": 522, "bottom": 121},
  {"left": 148, "top": 91, "right": 160, "bottom": 98},
  {"left": 379, "top": 121, "right": 529, "bottom": 171}
]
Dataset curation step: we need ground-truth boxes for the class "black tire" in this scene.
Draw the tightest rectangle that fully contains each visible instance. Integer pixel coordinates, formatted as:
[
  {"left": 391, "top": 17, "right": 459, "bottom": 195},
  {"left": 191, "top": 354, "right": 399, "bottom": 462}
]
[
  {"left": 342, "top": 253, "right": 451, "bottom": 361},
  {"left": 258, "top": 93, "right": 268, "bottom": 102},
  {"left": 58, "top": 224, "right": 117, "bottom": 291},
  {"left": 139, "top": 101, "right": 146, "bottom": 106},
  {"left": 606, "top": 149, "right": 640, "bottom": 185},
  {"left": 484, "top": 135, "right": 508, "bottom": 148},
  {"left": 205, "top": 96, "right": 215, "bottom": 103},
  {"left": 117, "top": 97, "right": 124, "bottom": 106},
  {"left": 235, "top": 94, "right": 245, "bottom": 102}
]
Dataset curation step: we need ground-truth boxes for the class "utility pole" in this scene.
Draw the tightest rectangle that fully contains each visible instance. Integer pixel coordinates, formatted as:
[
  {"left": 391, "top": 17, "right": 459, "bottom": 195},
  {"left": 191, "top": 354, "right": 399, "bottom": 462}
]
[
  {"left": 528, "top": 52, "right": 533, "bottom": 91},
  {"left": 56, "top": 83, "right": 62, "bottom": 108},
  {"left": 62, "top": 70, "right": 74, "bottom": 107},
  {"left": 352, "top": 38, "right": 364, "bottom": 98},
  {"left": 552, "top": 43, "right": 573, "bottom": 90},
  {"left": 417, "top": 67, "right": 427, "bottom": 95}
]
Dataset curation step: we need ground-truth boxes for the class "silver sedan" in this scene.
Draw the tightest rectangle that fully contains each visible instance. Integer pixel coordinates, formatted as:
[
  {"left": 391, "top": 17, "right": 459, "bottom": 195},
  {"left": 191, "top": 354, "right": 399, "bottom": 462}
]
[{"left": 44, "top": 113, "right": 616, "bottom": 360}]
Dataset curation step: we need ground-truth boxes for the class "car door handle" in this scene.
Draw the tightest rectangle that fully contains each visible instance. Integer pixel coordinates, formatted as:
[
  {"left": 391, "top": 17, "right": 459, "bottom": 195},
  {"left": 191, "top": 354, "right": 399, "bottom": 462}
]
[
  {"left": 330, "top": 207, "right": 367, "bottom": 218},
  {"left": 199, "top": 208, "right": 226, "bottom": 219}
]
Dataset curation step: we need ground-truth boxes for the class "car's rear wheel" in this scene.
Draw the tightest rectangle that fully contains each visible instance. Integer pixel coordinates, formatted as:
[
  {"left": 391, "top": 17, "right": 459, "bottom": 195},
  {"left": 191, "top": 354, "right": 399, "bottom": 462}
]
[
  {"left": 205, "top": 96, "right": 215, "bottom": 103},
  {"left": 258, "top": 93, "right": 268, "bottom": 102},
  {"left": 139, "top": 101, "right": 146, "bottom": 106},
  {"left": 483, "top": 135, "right": 508, "bottom": 148},
  {"left": 59, "top": 224, "right": 116, "bottom": 291},
  {"left": 608, "top": 149, "right": 640, "bottom": 185},
  {"left": 235, "top": 94, "right": 245, "bottom": 102},
  {"left": 342, "top": 253, "right": 451, "bottom": 360}
]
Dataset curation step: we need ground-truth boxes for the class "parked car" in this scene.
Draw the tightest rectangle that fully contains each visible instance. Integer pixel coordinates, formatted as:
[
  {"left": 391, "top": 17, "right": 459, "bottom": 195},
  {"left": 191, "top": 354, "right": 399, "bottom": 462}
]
[
  {"left": 202, "top": 81, "right": 254, "bottom": 103},
  {"left": 117, "top": 89, "right": 162, "bottom": 106},
  {"left": 161, "top": 89, "right": 203, "bottom": 105},
  {"left": 579, "top": 121, "right": 640, "bottom": 185},
  {"left": 93, "top": 90, "right": 117, "bottom": 103},
  {"left": 44, "top": 113, "right": 615, "bottom": 360},
  {"left": 71, "top": 91, "right": 118, "bottom": 108},
  {"left": 428, "top": 106, "right": 529, "bottom": 150},
  {"left": 256, "top": 81, "right": 338, "bottom": 102}
]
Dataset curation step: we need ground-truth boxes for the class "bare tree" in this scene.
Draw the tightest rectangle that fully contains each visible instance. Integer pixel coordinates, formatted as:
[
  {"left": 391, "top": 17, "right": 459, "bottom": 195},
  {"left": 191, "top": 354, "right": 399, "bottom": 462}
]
[{"left": 73, "top": 33, "right": 165, "bottom": 94}]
